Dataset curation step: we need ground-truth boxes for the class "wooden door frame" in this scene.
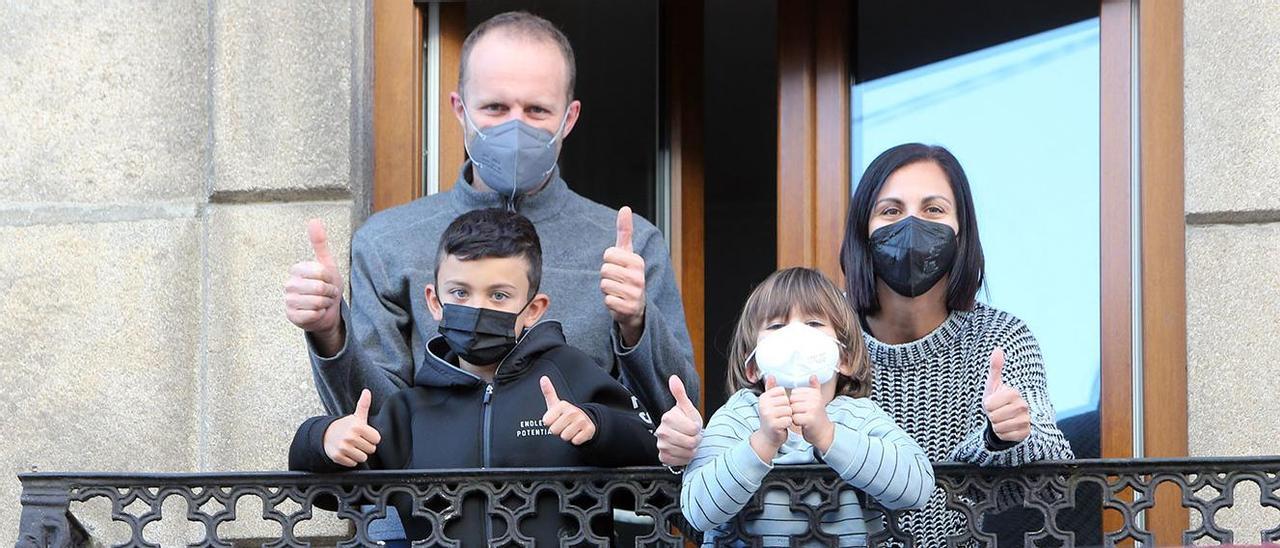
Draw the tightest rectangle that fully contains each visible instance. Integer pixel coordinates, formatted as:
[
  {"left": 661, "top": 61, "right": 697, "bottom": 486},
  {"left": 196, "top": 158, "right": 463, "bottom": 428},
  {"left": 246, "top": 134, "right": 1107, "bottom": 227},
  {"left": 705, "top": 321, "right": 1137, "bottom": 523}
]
[
  {"left": 776, "top": 0, "right": 850, "bottom": 282},
  {"left": 781, "top": 0, "right": 1187, "bottom": 538},
  {"left": 662, "top": 1, "right": 708, "bottom": 409},
  {"left": 372, "top": 0, "right": 426, "bottom": 212}
]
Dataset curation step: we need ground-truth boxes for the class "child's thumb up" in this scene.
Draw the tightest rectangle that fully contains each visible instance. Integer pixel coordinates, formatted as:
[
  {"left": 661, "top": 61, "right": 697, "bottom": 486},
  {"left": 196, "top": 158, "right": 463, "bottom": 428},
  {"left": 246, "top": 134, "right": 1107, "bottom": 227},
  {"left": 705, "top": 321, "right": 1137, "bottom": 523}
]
[
  {"left": 353, "top": 388, "right": 372, "bottom": 424},
  {"left": 540, "top": 376, "right": 561, "bottom": 409},
  {"left": 764, "top": 375, "right": 778, "bottom": 392}
]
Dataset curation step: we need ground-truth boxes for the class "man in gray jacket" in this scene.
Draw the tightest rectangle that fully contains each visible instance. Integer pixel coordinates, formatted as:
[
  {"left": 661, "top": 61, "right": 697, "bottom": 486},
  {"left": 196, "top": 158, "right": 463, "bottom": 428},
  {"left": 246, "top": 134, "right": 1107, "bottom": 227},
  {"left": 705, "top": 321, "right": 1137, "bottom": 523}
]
[{"left": 284, "top": 12, "right": 697, "bottom": 429}]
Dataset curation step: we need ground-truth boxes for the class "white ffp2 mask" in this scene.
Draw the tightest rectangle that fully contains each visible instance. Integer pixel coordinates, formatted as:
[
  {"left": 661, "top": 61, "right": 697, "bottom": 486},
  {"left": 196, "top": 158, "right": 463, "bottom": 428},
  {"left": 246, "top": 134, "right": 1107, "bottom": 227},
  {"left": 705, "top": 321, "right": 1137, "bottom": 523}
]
[{"left": 748, "top": 323, "right": 842, "bottom": 389}]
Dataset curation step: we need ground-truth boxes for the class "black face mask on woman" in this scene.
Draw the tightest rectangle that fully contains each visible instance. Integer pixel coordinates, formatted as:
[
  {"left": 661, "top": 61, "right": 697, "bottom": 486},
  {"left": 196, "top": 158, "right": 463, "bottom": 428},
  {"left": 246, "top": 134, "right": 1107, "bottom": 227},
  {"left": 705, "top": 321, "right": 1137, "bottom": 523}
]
[
  {"left": 437, "top": 299, "right": 532, "bottom": 365},
  {"left": 869, "top": 216, "right": 958, "bottom": 298}
]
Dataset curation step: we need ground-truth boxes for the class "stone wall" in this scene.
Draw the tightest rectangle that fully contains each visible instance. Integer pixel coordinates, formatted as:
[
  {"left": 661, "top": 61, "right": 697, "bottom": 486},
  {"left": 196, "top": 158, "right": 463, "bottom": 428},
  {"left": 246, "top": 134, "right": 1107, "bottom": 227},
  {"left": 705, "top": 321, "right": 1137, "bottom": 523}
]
[
  {"left": 1184, "top": 0, "right": 1280, "bottom": 538},
  {"left": 0, "top": 1, "right": 370, "bottom": 542}
]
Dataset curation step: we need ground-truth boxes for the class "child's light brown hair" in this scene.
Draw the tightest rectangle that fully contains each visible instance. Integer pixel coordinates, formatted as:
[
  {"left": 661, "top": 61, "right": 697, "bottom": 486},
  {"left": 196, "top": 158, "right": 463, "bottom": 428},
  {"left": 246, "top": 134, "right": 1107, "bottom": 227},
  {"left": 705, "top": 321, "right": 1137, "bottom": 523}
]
[{"left": 725, "top": 267, "right": 872, "bottom": 398}]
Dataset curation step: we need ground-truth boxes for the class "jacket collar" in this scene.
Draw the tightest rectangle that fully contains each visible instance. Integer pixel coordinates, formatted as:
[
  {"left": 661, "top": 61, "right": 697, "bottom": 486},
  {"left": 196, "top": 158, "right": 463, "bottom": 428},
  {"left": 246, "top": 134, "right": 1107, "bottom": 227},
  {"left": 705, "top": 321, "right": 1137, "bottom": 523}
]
[
  {"left": 448, "top": 160, "right": 571, "bottom": 224},
  {"left": 416, "top": 320, "right": 569, "bottom": 387}
]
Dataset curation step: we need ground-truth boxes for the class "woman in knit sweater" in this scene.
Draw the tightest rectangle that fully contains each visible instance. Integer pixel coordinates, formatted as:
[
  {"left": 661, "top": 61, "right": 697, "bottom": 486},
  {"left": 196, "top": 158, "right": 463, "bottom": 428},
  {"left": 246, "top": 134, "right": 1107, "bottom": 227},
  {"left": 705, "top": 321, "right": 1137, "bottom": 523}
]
[{"left": 838, "top": 143, "right": 1075, "bottom": 542}]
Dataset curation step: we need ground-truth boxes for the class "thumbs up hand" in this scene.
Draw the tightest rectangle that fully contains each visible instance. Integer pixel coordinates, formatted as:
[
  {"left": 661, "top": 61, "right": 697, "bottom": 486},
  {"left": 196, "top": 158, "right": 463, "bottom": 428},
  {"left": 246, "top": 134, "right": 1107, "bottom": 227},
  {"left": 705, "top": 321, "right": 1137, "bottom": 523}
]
[
  {"left": 541, "top": 377, "right": 597, "bottom": 446},
  {"left": 600, "top": 206, "right": 647, "bottom": 347},
  {"left": 656, "top": 375, "right": 704, "bottom": 466},
  {"left": 285, "top": 219, "right": 346, "bottom": 354},
  {"left": 789, "top": 376, "right": 835, "bottom": 453},
  {"left": 749, "top": 376, "right": 793, "bottom": 462},
  {"left": 982, "top": 347, "right": 1031, "bottom": 444},
  {"left": 323, "top": 389, "right": 383, "bottom": 467}
]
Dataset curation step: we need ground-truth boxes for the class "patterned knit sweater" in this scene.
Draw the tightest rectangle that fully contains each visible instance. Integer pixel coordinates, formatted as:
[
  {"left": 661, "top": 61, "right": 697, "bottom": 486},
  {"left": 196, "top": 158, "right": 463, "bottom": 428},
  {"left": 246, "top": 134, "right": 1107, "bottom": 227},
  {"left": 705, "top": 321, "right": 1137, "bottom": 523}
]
[{"left": 865, "top": 302, "right": 1074, "bottom": 544}]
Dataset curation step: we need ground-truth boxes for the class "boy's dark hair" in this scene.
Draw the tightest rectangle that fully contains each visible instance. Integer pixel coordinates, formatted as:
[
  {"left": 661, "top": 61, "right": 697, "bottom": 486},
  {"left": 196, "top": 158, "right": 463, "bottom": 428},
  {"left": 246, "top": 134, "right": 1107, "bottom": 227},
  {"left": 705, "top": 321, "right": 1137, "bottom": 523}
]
[
  {"left": 434, "top": 208, "right": 543, "bottom": 298},
  {"left": 840, "top": 143, "right": 985, "bottom": 315}
]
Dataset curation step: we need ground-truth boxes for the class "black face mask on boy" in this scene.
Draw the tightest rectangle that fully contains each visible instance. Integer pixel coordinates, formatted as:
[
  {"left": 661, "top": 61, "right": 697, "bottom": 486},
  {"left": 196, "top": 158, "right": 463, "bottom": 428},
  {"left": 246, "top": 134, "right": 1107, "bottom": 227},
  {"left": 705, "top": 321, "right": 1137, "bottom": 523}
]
[
  {"left": 869, "top": 216, "right": 958, "bottom": 298},
  {"left": 436, "top": 298, "right": 532, "bottom": 366}
]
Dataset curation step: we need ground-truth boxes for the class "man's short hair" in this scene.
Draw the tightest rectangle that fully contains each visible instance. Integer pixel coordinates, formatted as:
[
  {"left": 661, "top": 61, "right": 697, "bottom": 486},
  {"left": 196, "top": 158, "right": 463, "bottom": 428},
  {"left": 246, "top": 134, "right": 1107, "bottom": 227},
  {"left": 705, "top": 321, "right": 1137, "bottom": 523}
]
[
  {"left": 458, "top": 11, "right": 576, "bottom": 103},
  {"left": 435, "top": 208, "right": 544, "bottom": 298}
]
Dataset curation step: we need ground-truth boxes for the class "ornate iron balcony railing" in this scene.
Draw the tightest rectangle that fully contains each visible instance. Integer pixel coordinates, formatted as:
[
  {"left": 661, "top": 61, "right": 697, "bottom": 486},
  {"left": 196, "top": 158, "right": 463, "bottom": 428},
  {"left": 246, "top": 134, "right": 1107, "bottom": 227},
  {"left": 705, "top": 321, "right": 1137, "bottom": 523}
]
[{"left": 15, "top": 457, "right": 1280, "bottom": 547}]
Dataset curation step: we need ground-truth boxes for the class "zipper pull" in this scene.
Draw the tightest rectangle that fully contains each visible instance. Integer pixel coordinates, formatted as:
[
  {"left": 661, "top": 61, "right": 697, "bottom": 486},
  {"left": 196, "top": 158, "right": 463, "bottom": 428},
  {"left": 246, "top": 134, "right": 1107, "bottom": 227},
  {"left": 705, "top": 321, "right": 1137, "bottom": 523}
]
[{"left": 484, "top": 384, "right": 494, "bottom": 404}]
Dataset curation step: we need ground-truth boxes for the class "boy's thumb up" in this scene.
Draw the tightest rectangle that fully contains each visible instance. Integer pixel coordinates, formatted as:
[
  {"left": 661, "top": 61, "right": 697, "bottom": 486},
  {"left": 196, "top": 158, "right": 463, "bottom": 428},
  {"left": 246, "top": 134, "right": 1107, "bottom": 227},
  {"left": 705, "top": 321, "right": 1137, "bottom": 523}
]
[
  {"left": 540, "top": 376, "right": 560, "bottom": 408},
  {"left": 353, "top": 388, "right": 372, "bottom": 424}
]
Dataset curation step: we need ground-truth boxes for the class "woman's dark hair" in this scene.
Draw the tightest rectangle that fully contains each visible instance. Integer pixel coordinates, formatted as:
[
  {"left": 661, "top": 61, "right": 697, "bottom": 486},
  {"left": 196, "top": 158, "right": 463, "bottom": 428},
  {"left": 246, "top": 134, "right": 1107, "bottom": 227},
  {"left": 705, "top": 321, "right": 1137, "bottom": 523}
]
[
  {"left": 839, "top": 143, "right": 984, "bottom": 315},
  {"left": 435, "top": 208, "right": 543, "bottom": 298}
]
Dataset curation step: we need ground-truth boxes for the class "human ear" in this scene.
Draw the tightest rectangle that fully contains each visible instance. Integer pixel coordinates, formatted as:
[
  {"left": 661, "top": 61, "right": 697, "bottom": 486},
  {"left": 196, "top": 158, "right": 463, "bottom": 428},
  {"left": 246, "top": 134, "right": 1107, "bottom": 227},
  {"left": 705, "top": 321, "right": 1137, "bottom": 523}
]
[
  {"left": 838, "top": 357, "right": 856, "bottom": 377},
  {"left": 560, "top": 100, "right": 582, "bottom": 139},
  {"left": 449, "top": 91, "right": 467, "bottom": 130},
  {"left": 424, "top": 284, "right": 444, "bottom": 322},
  {"left": 521, "top": 293, "right": 551, "bottom": 329}
]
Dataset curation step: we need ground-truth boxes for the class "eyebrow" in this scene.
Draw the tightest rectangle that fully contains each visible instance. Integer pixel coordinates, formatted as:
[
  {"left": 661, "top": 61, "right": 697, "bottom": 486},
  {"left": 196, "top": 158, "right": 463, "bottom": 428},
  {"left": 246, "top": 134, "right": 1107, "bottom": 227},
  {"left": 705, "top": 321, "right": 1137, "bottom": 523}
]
[
  {"left": 874, "top": 195, "right": 953, "bottom": 207},
  {"left": 441, "top": 279, "right": 518, "bottom": 291}
]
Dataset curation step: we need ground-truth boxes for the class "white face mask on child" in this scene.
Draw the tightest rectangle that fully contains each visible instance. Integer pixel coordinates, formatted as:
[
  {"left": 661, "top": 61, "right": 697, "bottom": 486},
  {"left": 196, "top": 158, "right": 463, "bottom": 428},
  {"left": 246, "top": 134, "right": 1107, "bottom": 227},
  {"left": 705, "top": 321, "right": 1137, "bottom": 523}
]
[{"left": 748, "top": 323, "right": 842, "bottom": 389}]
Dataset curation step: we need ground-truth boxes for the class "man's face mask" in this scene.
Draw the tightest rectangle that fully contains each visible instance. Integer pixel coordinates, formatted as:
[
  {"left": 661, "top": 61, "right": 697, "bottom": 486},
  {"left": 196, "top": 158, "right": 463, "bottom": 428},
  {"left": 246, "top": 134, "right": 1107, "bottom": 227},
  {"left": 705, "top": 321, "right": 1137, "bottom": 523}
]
[
  {"left": 748, "top": 322, "right": 843, "bottom": 389},
  {"left": 869, "top": 216, "right": 958, "bottom": 298},
  {"left": 461, "top": 101, "right": 569, "bottom": 205},
  {"left": 437, "top": 298, "right": 532, "bottom": 366}
]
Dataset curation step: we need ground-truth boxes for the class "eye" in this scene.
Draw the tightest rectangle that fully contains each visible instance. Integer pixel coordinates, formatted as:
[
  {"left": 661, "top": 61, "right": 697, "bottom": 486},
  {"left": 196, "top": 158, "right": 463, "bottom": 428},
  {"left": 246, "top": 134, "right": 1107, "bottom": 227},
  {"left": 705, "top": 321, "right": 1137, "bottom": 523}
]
[
  {"left": 880, "top": 206, "right": 902, "bottom": 216},
  {"left": 527, "top": 106, "right": 550, "bottom": 115},
  {"left": 926, "top": 205, "right": 946, "bottom": 214},
  {"left": 448, "top": 288, "right": 468, "bottom": 299},
  {"left": 491, "top": 291, "right": 510, "bottom": 302},
  {"left": 805, "top": 320, "right": 826, "bottom": 328},
  {"left": 764, "top": 322, "right": 786, "bottom": 331},
  {"left": 480, "top": 103, "right": 507, "bottom": 113}
]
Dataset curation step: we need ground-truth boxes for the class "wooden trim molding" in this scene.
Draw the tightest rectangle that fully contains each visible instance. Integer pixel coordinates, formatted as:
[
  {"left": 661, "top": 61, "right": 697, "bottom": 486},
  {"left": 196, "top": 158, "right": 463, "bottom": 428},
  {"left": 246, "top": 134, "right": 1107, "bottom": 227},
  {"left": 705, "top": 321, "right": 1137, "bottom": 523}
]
[
  {"left": 663, "top": 0, "right": 707, "bottom": 408},
  {"left": 1099, "top": 0, "right": 1135, "bottom": 464},
  {"left": 372, "top": 0, "right": 425, "bottom": 212},
  {"left": 435, "top": 3, "right": 467, "bottom": 193},
  {"left": 776, "top": 0, "right": 850, "bottom": 283},
  {"left": 1099, "top": 0, "right": 1136, "bottom": 539},
  {"left": 1100, "top": 0, "right": 1188, "bottom": 540},
  {"left": 1139, "top": 0, "right": 1188, "bottom": 541}
]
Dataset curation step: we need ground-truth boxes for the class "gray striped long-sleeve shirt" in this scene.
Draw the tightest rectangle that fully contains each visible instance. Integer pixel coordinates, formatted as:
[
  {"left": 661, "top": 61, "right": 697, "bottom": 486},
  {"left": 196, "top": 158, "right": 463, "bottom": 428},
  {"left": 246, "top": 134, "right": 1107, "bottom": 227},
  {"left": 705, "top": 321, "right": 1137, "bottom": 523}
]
[{"left": 680, "top": 389, "right": 935, "bottom": 547}]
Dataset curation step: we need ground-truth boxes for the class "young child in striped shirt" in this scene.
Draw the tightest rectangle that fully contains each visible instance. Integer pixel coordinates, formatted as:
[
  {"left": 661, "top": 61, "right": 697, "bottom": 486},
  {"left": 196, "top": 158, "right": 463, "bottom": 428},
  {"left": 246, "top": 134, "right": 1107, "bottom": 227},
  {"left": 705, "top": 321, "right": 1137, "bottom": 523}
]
[{"left": 681, "top": 267, "right": 934, "bottom": 546}]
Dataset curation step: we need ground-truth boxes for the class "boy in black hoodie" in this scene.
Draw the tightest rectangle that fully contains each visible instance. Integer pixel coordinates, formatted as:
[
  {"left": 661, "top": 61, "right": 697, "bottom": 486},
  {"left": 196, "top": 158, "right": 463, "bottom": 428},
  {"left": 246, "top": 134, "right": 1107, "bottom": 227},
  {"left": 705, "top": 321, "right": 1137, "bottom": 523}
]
[{"left": 289, "top": 208, "right": 660, "bottom": 544}]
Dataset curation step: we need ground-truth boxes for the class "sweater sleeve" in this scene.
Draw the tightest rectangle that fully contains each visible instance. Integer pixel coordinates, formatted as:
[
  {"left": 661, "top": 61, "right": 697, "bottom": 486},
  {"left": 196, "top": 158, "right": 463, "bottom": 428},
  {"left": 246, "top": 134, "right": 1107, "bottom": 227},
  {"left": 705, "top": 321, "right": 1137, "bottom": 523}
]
[
  {"left": 948, "top": 321, "right": 1075, "bottom": 466},
  {"left": 821, "top": 399, "right": 935, "bottom": 511},
  {"left": 577, "top": 401, "right": 660, "bottom": 466},
  {"left": 611, "top": 218, "right": 699, "bottom": 417},
  {"left": 547, "top": 348, "right": 660, "bottom": 467},
  {"left": 288, "top": 416, "right": 347, "bottom": 473},
  {"left": 287, "top": 390, "right": 415, "bottom": 473},
  {"left": 679, "top": 395, "right": 772, "bottom": 532},
  {"left": 307, "top": 231, "right": 413, "bottom": 416}
]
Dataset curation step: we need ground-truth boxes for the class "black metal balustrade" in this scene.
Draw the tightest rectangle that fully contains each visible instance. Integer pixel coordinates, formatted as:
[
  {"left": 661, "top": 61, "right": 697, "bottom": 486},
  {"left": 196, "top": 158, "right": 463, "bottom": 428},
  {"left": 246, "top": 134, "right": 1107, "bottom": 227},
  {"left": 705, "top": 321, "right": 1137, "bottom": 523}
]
[{"left": 15, "top": 457, "right": 1280, "bottom": 547}]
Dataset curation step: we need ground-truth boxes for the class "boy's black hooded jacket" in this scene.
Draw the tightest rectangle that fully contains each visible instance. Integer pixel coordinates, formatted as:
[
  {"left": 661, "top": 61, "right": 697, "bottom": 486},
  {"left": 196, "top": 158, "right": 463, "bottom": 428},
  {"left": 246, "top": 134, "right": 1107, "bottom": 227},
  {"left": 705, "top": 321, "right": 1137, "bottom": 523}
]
[{"left": 289, "top": 321, "right": 660, "bottom": 543}]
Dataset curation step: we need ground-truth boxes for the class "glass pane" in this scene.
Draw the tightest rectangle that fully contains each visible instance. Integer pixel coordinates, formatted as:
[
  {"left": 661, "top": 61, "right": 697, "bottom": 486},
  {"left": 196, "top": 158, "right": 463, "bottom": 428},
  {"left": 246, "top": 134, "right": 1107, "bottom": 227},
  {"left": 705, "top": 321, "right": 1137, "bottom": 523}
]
[{"left": 851, "top": 6, "right": 1102, "bottom": 456}]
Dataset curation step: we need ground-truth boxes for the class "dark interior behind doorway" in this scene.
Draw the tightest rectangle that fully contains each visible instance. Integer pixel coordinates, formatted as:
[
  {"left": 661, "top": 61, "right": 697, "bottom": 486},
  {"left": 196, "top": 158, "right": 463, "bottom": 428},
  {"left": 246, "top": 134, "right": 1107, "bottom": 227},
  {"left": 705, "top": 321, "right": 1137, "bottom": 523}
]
[{"left": 701, "top": 0, "right": 777, "bottom": 414}]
